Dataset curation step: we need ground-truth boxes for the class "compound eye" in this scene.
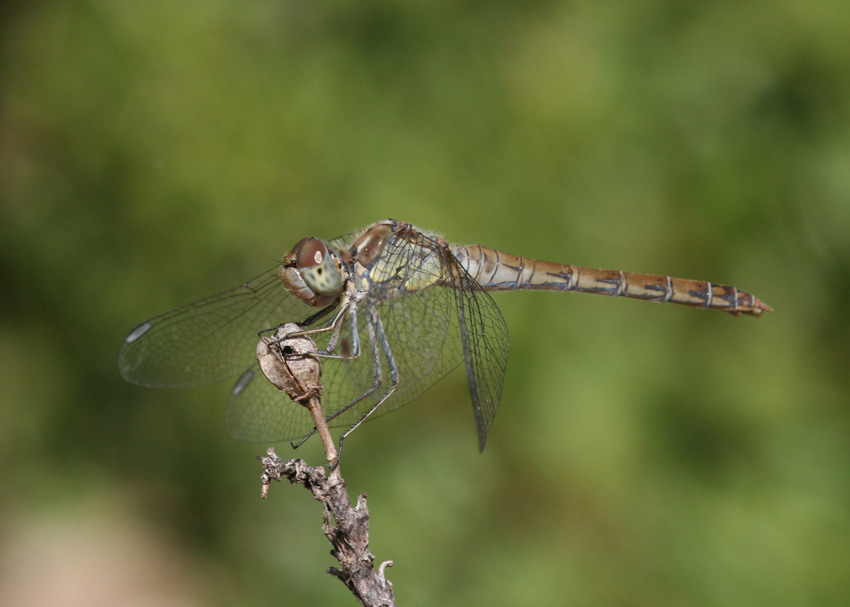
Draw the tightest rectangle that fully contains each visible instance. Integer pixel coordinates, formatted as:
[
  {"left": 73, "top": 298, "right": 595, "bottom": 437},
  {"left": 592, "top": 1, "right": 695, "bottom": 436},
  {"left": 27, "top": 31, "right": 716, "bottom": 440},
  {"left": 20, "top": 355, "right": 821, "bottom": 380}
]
[
  {"left": 289, "top": 236, "right": 343, "bottom": 296},
  {"left": 293, "top": 238, "right": 327, "bottom": 269}
]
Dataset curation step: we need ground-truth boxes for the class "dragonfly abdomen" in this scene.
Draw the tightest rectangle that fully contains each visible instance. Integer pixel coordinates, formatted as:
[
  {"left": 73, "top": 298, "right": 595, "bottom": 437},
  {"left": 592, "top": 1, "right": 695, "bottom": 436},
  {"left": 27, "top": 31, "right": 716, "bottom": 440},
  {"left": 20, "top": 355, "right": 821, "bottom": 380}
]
[{"left": 455, "top": 245, "right": 771, "bottom": 317}]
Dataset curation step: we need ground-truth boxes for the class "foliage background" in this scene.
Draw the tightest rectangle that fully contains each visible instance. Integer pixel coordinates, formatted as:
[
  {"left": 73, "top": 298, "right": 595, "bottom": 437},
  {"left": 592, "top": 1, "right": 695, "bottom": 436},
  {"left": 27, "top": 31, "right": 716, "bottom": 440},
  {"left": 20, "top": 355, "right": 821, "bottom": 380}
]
[{"left": 2, "top": 1, "right": 849, "bottom": 605}]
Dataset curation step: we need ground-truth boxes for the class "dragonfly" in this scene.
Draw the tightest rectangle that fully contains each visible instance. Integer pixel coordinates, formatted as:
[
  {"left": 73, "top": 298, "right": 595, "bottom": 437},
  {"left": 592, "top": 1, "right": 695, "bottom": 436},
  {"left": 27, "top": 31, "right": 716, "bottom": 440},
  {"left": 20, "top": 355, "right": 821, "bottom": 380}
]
[{"left": 119, "top": 219, "right": 771, "bottom": 455}]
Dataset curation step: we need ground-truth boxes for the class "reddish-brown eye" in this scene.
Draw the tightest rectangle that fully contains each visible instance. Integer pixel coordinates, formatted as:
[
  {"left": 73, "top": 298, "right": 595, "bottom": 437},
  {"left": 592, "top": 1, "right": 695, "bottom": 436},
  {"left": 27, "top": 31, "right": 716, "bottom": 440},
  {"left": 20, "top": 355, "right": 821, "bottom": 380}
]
[{"left": 293, "top": 237, "right": 327, "bottom": 269}]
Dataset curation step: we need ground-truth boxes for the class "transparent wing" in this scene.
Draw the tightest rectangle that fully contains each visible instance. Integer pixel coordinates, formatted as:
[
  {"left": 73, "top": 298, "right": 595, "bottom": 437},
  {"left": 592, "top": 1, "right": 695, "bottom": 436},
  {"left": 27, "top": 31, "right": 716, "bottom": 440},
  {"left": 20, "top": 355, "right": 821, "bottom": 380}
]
[
  {"left": 225, "top": 363, "right": 317, "bottom": 442},
  {"left": 118, "top": 267, "right": 318, "bottom": 388},
  {"left": 323, "top": 281, "right": 461, "bottom": 427},
  {"left": 345, "top": 229, "right": 510, "bottom": 449},
  {"left": 227, "top": 227, "right": 508, "bottom": 446},
  {"left": 121, "top": 224, "right": 510, "bottom": 448},
  {"left": 445, "top": 257, "right": 510, "bottom": 451},
  {"left": 224, "top": 274, "right": 463, "bottom": 442}
]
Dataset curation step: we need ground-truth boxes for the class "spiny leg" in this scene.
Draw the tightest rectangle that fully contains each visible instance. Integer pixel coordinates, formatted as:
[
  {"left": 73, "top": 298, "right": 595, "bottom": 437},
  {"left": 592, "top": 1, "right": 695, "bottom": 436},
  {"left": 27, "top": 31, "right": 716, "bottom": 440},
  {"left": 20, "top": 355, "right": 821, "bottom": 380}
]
[
  {"left": 289, "top": 301, "right": 380, "bottom": 450},
  {"left": 289, "top": 300, "right": 362, "bottom": 450},
  {"left": 277, "top": 291, "right": 352, "bottom": 347},
  {"left": 325, "top": 305, "right": 384, "bottom": 424},
  {"left": 315, "top": 298, "right": 363, "bottom": 361},
  {"left": 332, "top": 307, "right": 400, "bottom": 467}
]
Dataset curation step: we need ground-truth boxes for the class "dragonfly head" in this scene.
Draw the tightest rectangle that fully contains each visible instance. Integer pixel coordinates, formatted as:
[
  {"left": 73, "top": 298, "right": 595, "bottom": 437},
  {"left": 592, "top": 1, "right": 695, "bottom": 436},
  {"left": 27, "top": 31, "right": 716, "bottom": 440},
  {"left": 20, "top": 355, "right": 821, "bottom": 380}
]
[{"left": 282, "top": 237, "right": 344, "bottom": 307}]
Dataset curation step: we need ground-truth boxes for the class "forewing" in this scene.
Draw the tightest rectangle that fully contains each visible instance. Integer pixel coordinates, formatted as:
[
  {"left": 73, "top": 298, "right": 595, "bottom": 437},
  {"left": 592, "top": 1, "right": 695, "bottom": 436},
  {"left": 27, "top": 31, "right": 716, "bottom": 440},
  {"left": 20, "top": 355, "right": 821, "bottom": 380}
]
[{"left": 118, "top": 267, "right": 315, "bottom": 388}]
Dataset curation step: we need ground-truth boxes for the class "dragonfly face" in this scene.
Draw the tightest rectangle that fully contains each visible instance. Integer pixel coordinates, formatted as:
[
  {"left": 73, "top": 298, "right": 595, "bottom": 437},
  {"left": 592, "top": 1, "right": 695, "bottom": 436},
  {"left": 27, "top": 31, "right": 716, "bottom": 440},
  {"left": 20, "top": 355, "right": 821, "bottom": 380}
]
[{"left": 281, "top": 237, "right": 345, "bottom": 308}]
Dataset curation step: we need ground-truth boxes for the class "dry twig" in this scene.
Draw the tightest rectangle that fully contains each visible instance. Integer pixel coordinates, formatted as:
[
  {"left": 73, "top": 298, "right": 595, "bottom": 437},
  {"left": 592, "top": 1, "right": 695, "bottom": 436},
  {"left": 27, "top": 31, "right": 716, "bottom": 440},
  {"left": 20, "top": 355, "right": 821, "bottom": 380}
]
[{"left": 256, "top": 324, "right": 396, "bottom": 607}]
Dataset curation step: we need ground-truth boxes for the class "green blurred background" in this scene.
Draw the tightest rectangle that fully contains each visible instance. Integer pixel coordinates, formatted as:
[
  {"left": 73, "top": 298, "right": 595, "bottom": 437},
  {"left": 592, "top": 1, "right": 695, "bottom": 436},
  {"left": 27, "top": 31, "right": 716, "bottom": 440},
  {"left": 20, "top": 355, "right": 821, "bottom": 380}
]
[{"left": 2, "top": 1, "right": 848, "bottom": 605}]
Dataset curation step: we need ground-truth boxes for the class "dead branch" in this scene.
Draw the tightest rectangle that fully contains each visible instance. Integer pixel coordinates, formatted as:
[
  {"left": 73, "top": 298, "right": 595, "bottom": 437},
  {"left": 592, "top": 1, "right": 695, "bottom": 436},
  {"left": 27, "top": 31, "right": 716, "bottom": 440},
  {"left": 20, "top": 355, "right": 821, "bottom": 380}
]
[{"left": 256, "top": 324, "right": 396, "bottom": 607}]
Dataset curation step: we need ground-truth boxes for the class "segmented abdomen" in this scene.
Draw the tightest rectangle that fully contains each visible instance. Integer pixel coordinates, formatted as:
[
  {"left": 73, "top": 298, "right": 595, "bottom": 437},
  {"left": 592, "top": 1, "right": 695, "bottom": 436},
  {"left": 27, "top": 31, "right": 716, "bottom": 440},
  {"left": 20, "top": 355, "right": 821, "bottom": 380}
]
[{"left": 454, "top": 245, "right": 771, "bottom": 317}]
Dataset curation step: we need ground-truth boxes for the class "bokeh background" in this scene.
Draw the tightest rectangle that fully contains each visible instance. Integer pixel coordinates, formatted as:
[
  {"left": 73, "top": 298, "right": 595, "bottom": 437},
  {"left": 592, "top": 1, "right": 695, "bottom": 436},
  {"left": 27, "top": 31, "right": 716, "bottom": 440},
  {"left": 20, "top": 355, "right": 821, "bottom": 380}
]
[{"left": 2, "top": 1, "right": 849, "bottom": 605}]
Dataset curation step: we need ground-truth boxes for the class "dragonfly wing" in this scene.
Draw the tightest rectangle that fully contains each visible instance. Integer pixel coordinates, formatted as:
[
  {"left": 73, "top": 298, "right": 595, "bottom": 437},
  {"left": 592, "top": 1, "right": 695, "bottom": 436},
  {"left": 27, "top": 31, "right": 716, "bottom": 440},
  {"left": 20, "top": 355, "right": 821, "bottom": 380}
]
[
  {"left": 118, "top": 267, "right": 315, "bottom": 388},
  {"left": 446, "top": 259, "right": 510, "bottom": 451},
  {"left": 288, "top": 228, "right": 467, "bottom": 434},
  {"left": 306, "top": 291, "right": 460, "bottom": 433},
  {"left": 313, "top": 225, "right": 509, "bottom": 447},
  {"left": 120, "top": 225, "right": 507, "bottom": 448},
  {"left": 225, "top": 363, "right": 317, "bottom": 442},
  {"left": 223, "top": 286, "right": 461, "bottom": 443}
]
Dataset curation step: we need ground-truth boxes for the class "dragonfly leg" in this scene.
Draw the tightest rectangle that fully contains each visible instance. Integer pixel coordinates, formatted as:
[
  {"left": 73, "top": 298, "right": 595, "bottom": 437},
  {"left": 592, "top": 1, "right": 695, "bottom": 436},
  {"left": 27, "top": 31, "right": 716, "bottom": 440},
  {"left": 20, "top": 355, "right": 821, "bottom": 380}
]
[
  {"left": 290, "top": 303, "right": 381, "bottom": 453},
  {"left": 325, "top": 306, "right": 384, "bottom": 423},
  {"left": 258, "top": 301, "right": 336, "bottom": 340},
  {"left": 332, "top": 308, "right": 400, "bottom": 468},
  {"left": 288, "top": 302, "right": 362, "bottom": 450},
  {"left": 313, "top": 298, "right": 363, "bottom": 361},
  {"left": 290, "top": 427, "right": 317, "bottom": 450},
  {"left": 283, "top": 290, "right": 366, "bottom": 362},
  {"left": 320, "top": 298, "right": 352, "bottom": 353},
  {"left": 277, "top": 290, "right": 352, "bottom": 344}
]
